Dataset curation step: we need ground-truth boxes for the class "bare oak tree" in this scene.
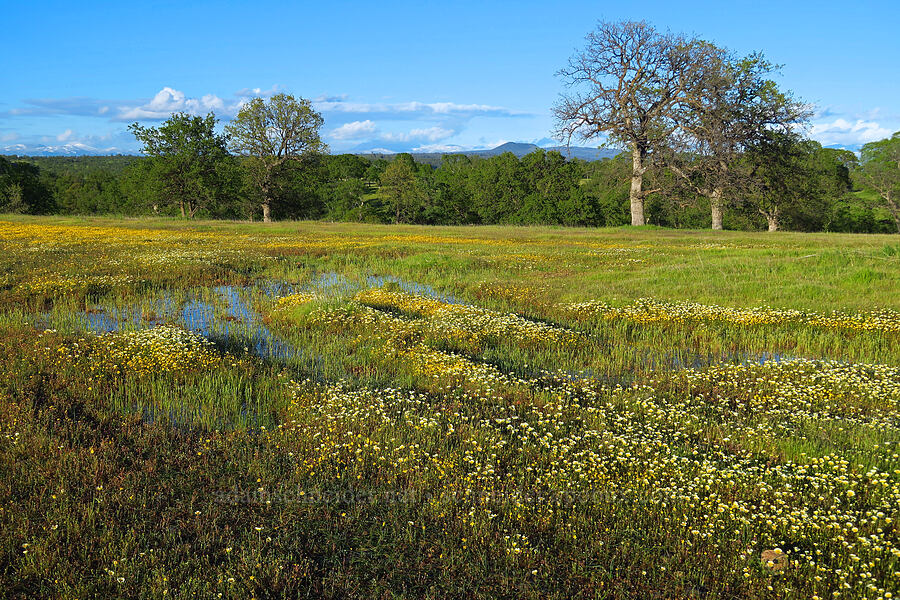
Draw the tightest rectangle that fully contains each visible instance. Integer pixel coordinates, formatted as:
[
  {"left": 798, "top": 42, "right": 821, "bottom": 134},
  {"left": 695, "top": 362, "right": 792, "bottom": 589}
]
[{"left": 554, "top": 20, "right": 705, "bottom": 225}]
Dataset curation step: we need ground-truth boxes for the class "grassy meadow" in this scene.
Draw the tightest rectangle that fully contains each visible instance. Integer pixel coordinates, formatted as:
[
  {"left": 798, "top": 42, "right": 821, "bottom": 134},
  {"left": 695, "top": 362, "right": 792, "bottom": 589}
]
[{"left": 1, "top": 214, "right": 899, "bottom": 599}]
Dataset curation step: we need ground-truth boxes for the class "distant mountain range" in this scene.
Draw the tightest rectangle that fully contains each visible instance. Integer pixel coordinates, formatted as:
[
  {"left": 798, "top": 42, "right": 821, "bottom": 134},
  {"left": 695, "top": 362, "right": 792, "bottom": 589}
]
[
  {"left": 475, "top": 142, "right": 621, "bottom": 161},
  {"left": 1, "top": 143, "right": 121, "bottom": 156},
  {"left": 2, "top": 140, "right": 622, "bottom": 161},
  {"left": 356, "top": 141, "right": 622, "bottom": 165}
]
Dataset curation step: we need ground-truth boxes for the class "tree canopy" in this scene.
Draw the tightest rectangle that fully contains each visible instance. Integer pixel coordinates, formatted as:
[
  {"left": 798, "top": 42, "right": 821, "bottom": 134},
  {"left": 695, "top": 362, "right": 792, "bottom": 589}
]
[
  {"left": 859, "top": 132, "right": 900, "bottom": 233},
  {"left": 225, "top": 93, "right": 326, "bottom": 222},
  {"left": 667, "top": 51, "right": 810, "bottom": 229},
  {"left": 128, "top": 112, "right": 233, "bottom": 218}
]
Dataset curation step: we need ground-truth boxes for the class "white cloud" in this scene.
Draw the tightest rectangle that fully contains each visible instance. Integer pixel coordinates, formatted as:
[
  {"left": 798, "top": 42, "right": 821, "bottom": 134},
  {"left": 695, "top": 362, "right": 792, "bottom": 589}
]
[
  {"left": 233, "top": 85, "right": 282, "bottom": 98},
  {"left": 117, "top": 87, "right": 235, "bottom": 121},
  {"left": 146, "top": 87, "right": 184, "bottom": 111},
  {"left": 381, "top": 126, "right": 455, "bottom": 143},
  {"left": 4, "top": 88, "right": 526, "bottom": 124},
  {"left": 313, "top": 98, "right": 525, "bottom": 120},
  {"left": 477, "top": 138, "right": 512, "bottom": 149},
  {"left": 327, "top": 122, "right": 460, "bottom": 151},
  {"left": 0, "top": 87, "right": 286, "bottom": 123},
  {"left": 2, "top": 89, "right": 527, "bottom": 127},
  {"left": 330, "top": 120, "right": 378, "bottom": 140},
  {"left": 313, "top": 93, "right": 348, "bottom": 103},
  {"left": 410, "top": 126, "right": 454, "bottom": 142},
  {"left": 3, "top": 141, "right": 102, "bottom": 155},
  {"left": 5, "top": 97, "right": 113, "bottom": 118},
  {"left": 2, "top": 88, "right": 539, "bottom": 155},
  {"left": 411, "top": 143, "right": 470, "bottom": 153},
  {"left": 810, "top": 118, "right": 893, "bottom": 147},
  {"left": 200, "top": 93, "right": 225, "bottom": 111}
]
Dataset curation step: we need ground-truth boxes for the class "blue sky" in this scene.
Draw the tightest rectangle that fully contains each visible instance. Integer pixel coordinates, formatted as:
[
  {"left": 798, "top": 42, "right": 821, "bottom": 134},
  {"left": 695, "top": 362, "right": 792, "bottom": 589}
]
[{"left": 2, "top": 0, "right": 898, "bottom": 155}]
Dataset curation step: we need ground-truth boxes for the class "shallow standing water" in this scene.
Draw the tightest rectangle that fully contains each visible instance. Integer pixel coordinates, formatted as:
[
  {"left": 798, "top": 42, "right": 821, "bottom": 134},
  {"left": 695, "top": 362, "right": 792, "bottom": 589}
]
[{"left": 30, "top": 273, "right": 796, "bottom": 382}]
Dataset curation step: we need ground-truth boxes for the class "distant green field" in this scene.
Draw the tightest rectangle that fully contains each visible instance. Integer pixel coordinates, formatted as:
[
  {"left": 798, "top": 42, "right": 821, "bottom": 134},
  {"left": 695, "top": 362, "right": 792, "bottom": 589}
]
[{"left": 1, "top": 215, "right": 898, "bottom": 599}]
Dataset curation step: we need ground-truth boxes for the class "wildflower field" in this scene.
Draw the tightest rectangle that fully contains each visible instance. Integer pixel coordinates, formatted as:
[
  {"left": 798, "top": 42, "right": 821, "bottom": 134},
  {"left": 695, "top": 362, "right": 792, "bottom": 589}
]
[{"left": 1, "top": 215, "right": 899, "bottom": 599}]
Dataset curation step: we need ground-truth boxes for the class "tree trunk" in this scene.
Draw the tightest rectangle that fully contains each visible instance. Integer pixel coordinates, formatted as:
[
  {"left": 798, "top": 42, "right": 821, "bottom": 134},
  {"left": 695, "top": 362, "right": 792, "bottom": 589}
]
[
  {"left": 710, "top": 187, "right": 724, "bottom": 230},
  {"left": 179, "top": 200, "right": 185, "bottom": 219},
  {"left": 629, "top": 143, "right": 646, "bottom": 226},
  {"left": 261, "top": 167, "right": 274, "bottom": 223},
  {"left": 759, "top": 206, "right": 779, "bottom": 232},
  {"left": 884, "top": 191, "right": 900, "bottom": 234}
]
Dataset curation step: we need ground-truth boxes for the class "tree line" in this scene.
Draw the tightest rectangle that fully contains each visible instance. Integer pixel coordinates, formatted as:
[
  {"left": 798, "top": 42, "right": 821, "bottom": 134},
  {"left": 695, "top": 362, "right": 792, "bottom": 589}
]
[{"left": 1, "top": 136, "right": 896, "bottom": 232}]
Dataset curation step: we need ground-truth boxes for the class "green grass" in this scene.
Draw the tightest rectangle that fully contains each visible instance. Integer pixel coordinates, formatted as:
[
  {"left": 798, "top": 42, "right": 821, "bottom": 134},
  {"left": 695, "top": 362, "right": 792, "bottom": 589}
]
[{"left": 0, "top": 215, "right": 898, "bottom": 599}]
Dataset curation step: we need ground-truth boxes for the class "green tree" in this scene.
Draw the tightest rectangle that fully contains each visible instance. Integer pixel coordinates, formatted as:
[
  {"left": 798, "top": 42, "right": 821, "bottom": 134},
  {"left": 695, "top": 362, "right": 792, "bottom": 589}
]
[
  {"left": 380, "top": 154, "right": 425, "bottom": 223},
  {"left": 577, "top": 154, "right": 632, "bottom": 226},
  {"left": 269, "top": 156, "right": 328, "bottom": 220},
  {"left": 323, "top": 154, "right": 370, "bottom": 181},
  {"left": 225, "top": 93, "right": 326, "bottom": 222},
  {"left": 128, "top": 112, "right": 231, "bottom": 218},
  {"left": 466, "top": 153, "right": 527, "bottom": 224},
  {"left": 739, "top": 132, "right": 813, "bottom": 231},
  {"left": 0, "top": 157, "right": 55, "bottom": 214},
  {"left": 803, "top": 147, "right": 856, "bottom": 232},
  {"left": 781, "top": 142, "right": 845, "bottom": 232},
  {"left": 323, "top": 177, "right": 368, "bottom": 221},
  {"left": 515, "top": 150, "right": 588, "bottom": 225},
  {"left": 668, "top": 51, "right": 810, "bottom": 229},
  {"left": 0, "top": 182, "right": 26, "bottom": 214},
  {"left": 858, "top": 132, "right": 900, "bottom": 233},
  {"left": 430, "top": 154, "right": 478, "bottom": 224},
  {"left": 317, "top": 154, "right": 379, "bottom": 222},
  {"left": 51, "top": 171, "right": 124, "bottom": 215},
  {"left": 119, "top": 160, "right": 164, "bottom": 215}
]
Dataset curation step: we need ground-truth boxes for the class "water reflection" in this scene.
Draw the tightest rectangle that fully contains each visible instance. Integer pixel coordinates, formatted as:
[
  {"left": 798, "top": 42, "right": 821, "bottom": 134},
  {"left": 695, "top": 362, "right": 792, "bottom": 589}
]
[
  {"left": 181, "top": 286, "right": 299, "bottom": 362},
  {"left": 41, "top": 283, "right": 303, "bottom": 366},
  {"left": 366, "top": 274, "right": 467, "bottom": 305}
]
